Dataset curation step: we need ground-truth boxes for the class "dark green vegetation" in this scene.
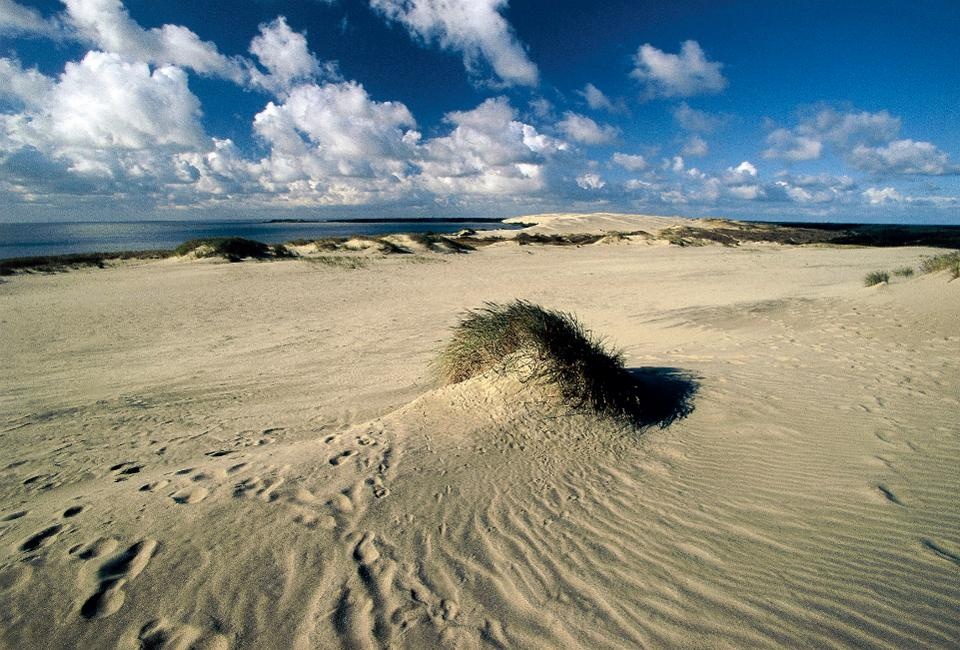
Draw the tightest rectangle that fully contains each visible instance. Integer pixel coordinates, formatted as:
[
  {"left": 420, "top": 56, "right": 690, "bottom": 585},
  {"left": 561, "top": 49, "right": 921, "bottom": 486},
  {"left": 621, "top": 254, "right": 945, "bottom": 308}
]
[
  {"left": 892, "top": 266, "right": 915, "bottom": 277},
  {"left": 438, "top": 300, "right": 696, "bottom": 428},
  {"left": 0, "top": 250, "right": 171, "bottom": 276},
  {"left": 662, "top": 222, "right": 960, "bottom": 249},
  {"left": 864, "top": 271, "right": 890, "bottom": 286},
  {"left": 174, "top": 238, "right": 292, "bottom": 261},
  {"left": 920, "top": 251, "right": 960, "bottom": 279}
]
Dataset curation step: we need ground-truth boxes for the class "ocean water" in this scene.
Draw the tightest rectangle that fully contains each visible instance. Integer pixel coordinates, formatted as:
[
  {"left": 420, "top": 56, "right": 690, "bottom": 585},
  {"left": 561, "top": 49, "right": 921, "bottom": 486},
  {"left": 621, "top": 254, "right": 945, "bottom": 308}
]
[{"left": 0, "top": 220, "right": 518, "bottom": 259}]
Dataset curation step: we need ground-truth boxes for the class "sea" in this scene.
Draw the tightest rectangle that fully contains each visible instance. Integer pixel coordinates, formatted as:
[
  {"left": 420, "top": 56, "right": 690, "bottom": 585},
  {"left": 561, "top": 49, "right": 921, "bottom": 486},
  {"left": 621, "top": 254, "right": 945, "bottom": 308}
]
[{"left": 0, "top": 219, "right": 520, "bottom": 259}]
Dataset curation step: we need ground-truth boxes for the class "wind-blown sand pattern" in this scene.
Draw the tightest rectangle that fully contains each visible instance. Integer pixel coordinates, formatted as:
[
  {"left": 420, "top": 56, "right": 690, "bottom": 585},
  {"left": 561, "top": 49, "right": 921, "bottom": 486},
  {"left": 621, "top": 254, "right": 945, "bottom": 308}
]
[{"left": 1, "top": 214, "right": 958, "bottom": 648}]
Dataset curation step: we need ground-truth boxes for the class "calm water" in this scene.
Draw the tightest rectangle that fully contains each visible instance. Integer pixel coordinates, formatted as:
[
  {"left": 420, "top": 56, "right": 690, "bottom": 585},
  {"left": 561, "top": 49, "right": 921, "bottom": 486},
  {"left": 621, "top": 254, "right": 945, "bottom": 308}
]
[{"left": 0, "top": 220, "right": 518, "bottom": 259}]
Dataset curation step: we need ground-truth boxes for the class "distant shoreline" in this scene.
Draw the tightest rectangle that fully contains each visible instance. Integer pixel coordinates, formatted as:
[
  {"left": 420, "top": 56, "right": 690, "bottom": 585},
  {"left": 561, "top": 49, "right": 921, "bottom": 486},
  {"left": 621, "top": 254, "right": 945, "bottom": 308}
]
[{"left": 265, "top": 217, "right": 519, "bottom": 225}]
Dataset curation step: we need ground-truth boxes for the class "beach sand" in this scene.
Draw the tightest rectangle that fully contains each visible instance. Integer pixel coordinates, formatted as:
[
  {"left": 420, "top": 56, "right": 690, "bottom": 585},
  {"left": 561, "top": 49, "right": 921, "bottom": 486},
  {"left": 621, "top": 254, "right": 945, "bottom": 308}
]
[{"left": 1, "top": 214, "right": 958, "bottom": 648}]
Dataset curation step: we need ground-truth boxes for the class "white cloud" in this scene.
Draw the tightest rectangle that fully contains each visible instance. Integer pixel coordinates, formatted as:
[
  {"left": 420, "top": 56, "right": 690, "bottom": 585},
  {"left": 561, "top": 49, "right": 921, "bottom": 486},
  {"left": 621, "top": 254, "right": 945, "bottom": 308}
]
[
  {"left": 0, "top": 58, "right": 55, "bottom": 107},
  {"left": 673, "top": 102, "right": 722, "bottom": 132},
  {"left": 576, "top": 172, "right": 605, "bottom": 190},
  {"left": 369, "top": 0, "right": 538, "bottom": 87},
  {"left": 254, "top": 80, "right": 417, "bottom": 188},
  {"left": 0, "top": 0, "right": 63, "bottom": 38},
  {"left": 0, "top": 51, "right": 208, "bottom": 197},
  {"left": 62, "top": 0, "right": 245, "bottom": 82},
  {"left": 556, "top": 112, "right": 618, "bottom": 145},
  {"left": 249, "top": 17, "right": 330, "bottom": 97},
  {"left": 761, "top": 107, "right": 955, "bottom": 176},
  {"left": 733, "top": 160, "right": 757, "bottom": 176},
  {"left": 762, "top": 128, "right": 822, "bottom": 161},
  {"left": 612, "top": 152, "right": 647, "bottom": 171},
  {"left": 682, "top": 135, "right": 708, "bottom": 157},
  {"left": 418, "top": 97, "right": 565, "bottom": 196},
  {"left": 862, "top": 187, "right": 903, "bottom": 204},
  {"left": 577, "top": 82, "right": 626, "bottom": 114},
  {"left": 850, "top": 139, "right": 955, "bottom": 176},
  {"left": 631, "top": 40, "right": 727, "bottom": 98}
]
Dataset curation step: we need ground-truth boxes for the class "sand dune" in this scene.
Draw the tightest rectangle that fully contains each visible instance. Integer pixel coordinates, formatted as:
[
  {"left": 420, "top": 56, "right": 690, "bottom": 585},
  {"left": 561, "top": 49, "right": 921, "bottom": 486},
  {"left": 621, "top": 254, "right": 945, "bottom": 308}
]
[{"left": 1, "top": 215, "right": 958, "bottom": 648}]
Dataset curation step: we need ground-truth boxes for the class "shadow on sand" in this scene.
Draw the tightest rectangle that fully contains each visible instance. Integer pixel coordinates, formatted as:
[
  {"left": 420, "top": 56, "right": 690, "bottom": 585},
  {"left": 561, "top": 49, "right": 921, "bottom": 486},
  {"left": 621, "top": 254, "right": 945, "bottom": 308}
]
[{"left": 625, "top": 367, "right": 700, "bottom": 430}]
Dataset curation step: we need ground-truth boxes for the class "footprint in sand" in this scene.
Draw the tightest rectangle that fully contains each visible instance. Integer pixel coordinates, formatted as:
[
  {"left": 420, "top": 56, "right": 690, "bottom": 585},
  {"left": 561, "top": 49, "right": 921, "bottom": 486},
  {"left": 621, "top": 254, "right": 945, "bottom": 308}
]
[
  {"left": 80, "top": 539, "right": 157, "bottom": 619},
  {"left": 139, "top": 480, "right": 170, "bottom": 493},
  {"left": 171, "top": 486, "right": 209, "bottom": 504},
  {"left": 20, "top": 524, "right": 63, "bottom": 552},
  {"left": 110, "top": 462, "right": 144, "bottom": 481},
  {"left": 72, "top": 536, "right": 119, "bottom": 560},
  {"left": 329, "top": 450, "right": 358, "bottom": 466},
  {"left": 876, "top": 484, "right": 904, "bottom": 506},
  {"left": 137, "top": 619, "right": 230, "bottom": 650},
  {"left": 2, "top": 510, "right": 28, "bottom": 521},
  {"left": 921, "top": 539, "right": 960, "bottom": 567}
]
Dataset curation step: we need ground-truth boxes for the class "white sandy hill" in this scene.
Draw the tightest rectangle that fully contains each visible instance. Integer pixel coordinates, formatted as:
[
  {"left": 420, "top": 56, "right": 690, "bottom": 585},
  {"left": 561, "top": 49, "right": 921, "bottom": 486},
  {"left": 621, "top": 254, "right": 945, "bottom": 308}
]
[
  {"left": 1, "top": 216, "right": 959, "bottom": 648},
  {"left": 503, "top": 212, "right": 690, "bottom": 235}
]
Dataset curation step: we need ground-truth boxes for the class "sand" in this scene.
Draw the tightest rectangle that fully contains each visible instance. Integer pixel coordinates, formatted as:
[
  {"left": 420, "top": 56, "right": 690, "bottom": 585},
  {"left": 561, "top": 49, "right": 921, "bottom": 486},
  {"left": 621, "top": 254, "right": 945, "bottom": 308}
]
[{"left": 1, "top": 214, "right": 958, "bottom": 648}]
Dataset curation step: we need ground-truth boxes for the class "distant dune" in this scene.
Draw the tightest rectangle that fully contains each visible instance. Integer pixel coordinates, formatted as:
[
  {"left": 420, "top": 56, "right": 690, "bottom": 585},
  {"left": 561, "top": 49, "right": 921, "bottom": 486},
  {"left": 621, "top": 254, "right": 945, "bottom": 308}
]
[{"left": 1, "top": 213, "right": 958, "bottom": 648}]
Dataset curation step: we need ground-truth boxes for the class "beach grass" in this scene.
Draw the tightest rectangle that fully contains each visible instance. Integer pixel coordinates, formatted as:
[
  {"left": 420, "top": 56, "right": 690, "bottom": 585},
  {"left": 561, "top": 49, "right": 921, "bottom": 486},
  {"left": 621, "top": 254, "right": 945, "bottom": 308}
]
[
  {"left": 864, "top": 271, "right": 890, "bottom": 286},
  {"left": 919, "top": 251, "right": 960, "bottom": 279},
  {"left": 438, "top": 300, "right": 687, "bottom": 426}
]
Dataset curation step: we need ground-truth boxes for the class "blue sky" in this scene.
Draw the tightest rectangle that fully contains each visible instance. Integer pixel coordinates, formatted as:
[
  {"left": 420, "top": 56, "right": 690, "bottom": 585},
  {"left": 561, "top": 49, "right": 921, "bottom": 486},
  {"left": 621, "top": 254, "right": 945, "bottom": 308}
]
[{"left": 0, "top": 0, "right": 958, "bottom": 223}]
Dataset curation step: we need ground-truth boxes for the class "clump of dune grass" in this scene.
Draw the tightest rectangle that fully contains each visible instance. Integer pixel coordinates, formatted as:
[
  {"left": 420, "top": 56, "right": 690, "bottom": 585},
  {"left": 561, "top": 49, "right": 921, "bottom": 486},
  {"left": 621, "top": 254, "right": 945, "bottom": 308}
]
[
  {"left": 438, "top": 301, "right": 692, "bottom": 427},
  {"left": 864, "top": 271, "right": 890, "bottom": 286},
  {"left": 892, "top": 266, "right": 915, "bottom": 277},
  {"left": 175, "top": 238, "right": 291, "bottom": 262},
  {"left": 919, "top": 251, "right": 960, "bottom": 279},
  {"left": 306, "top": 255, "right": 368, "bottom": 269}
]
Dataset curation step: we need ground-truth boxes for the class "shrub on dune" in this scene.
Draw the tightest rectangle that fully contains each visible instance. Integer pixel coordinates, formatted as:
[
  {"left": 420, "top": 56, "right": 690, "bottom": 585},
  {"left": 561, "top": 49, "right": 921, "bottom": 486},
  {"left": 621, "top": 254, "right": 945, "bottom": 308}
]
[{"left": 438, "top": 301, "right": 693, "bottom": 427}]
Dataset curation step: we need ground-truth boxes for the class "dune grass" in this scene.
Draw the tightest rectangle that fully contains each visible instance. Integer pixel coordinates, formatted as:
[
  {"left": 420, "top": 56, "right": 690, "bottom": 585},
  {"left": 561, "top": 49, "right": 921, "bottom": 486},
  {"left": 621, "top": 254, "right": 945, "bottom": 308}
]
[
  {"left": 864, "top": 271, "right": 890, "bottom": 286},
  {"left": 892, "top": 266, "right": 915, "bottom": 277},
  {"left": 919, "top": 251, "right": 960, "bottom": 279},
  {"left": 175, "top": 238, "right": 291, "bottom": 262},
  {"left": 438, "top": 300, "right": 693, "bottom": 427}
]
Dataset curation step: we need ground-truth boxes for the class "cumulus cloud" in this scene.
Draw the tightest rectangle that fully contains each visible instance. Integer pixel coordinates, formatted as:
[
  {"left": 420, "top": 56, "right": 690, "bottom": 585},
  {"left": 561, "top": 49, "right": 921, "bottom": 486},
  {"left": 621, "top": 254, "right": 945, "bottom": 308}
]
[
  {"left": 611, "top": 152, "right": 647, "bottom": 171},
  {"left": 369, "top": 0, "right": 538, "bottom": 87},
  {"left": 0, "top": 0, "right": 63, "bottom": 38},
  {"left": 673, "top": 102, "right": 723, "bottom": 132},
  {"left": 0, "top": 58, "right": 55, "bottom": 107},
  {"left": 556, "top": 112, "right": 618, "bottom": 145},
  {"left": 248, "top": 17, "right": 331, "bottom": 97},
  {"left": 0, "top": 50, "right": 208, "bottom": 200},
  {"left": 418, "top": 96, "right": 565, "bottom": 195},
  {"left": 62, "top": 0, "right": 245, "bottom": 82},
  {"left": 763, "top": 107, "right": 955, "bottom": 176},
  {"left": 631, "top": 40, "right": 727, "bottom": 99},
  {"left": 862, "top": 186, "right": 903, "bottom": 204},
  {"left": 850, "top": 139, "right": 955, "bottom": 176},
  {"left": 576, "top": 172, "right": 605, "bottom": 190},
  {"left": 579, "top": 83, "right": 614, "bottom": 111},
  {"left": 682, "top": 135, "right": 708, "bottom": 157},
  {"left": 763, "top": 128, "right": 822, "bottom": 161},
  {"left": 253, "top": 79, "right": 417, "bottom": 195}
]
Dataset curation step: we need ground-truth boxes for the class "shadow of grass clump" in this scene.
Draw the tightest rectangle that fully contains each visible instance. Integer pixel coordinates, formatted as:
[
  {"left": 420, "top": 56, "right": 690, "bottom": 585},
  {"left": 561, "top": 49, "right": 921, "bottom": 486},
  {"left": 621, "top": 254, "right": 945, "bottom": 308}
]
[
  {"left": 175, "top": 238, "right": 291, "bottom": 262},
  {"left": 438, "top": 301, "right": 697, "bottom": 428}
]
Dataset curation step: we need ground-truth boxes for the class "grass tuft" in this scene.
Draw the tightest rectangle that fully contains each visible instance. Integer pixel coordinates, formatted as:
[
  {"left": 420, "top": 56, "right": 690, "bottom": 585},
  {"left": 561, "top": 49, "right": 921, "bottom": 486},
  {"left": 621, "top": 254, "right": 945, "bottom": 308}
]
[
  {"left": 892, "top": 266, "right": 914, "bottom": 277},
  {"left": 438, "top": 300, "right": 694, "bottom": 427},
  {"left": 864, "top": 271, "right": 890, "bottom": 286},
  {"left": 919, "top": 251, "right": 960, "bottom": 279}
]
